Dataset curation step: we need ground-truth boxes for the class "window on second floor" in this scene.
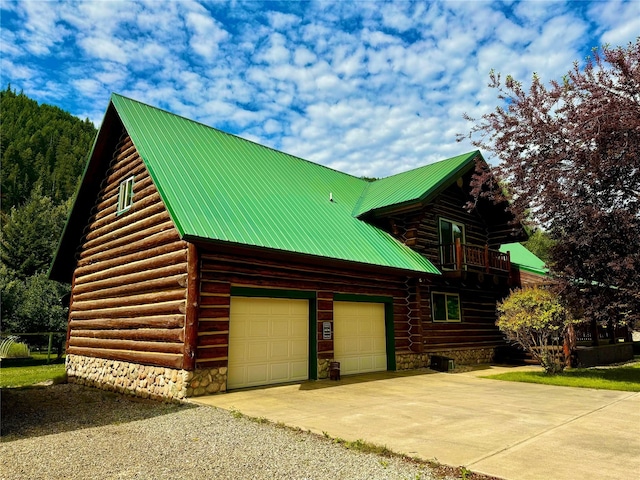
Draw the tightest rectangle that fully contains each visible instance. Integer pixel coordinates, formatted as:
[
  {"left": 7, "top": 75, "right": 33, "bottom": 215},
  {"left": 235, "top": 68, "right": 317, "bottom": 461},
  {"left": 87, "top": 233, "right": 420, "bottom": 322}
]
[
  {"left": 117, "top": 176, "right": 134, "bottom": 214},
  {"left": 439, "top": 218, "right": 465, "bottom": 268}
]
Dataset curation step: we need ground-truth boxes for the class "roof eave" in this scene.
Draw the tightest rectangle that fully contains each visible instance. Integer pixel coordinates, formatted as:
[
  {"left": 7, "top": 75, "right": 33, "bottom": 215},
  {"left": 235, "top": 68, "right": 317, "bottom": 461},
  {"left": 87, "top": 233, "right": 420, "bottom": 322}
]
[
  {"left": 357, "top": 154, "right": 480, "bottom": 219},
  {"left": 49, "top": 99, "right": 122, "bottom": 283},
  {"left": 184, "top": 235, "right": 440, "bottom": 278}
]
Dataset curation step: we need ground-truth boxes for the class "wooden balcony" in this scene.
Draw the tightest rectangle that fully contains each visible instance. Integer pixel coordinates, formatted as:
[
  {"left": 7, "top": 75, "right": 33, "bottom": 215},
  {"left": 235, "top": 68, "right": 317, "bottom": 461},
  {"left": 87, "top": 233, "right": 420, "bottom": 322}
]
[{"left": 438, "top": 239, "right": 511, "bottom": 277}]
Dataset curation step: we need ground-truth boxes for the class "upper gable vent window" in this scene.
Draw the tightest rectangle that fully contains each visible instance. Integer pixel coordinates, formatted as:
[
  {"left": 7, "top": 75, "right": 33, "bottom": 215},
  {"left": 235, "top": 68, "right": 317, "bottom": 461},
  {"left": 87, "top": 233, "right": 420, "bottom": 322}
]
[{"left": 117, "top": 176, "right": 134, "bottom": 214}]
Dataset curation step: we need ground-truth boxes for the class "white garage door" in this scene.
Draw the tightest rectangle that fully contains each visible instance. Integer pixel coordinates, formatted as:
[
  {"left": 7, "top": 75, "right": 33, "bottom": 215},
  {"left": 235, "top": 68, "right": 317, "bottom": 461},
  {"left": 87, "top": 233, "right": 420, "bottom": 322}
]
[
  {"left": 334, "top": 301, "right": 387, "bottom": 376},
  {"left": 228, "top": 297, "right": 309, "bottom": 389}
]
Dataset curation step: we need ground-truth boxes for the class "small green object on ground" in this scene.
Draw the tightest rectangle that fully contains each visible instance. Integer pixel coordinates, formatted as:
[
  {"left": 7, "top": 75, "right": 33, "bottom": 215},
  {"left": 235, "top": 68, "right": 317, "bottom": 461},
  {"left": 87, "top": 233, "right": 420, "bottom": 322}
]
[{"left": 484, "top": 361, "right": 640, "bottom": 392}]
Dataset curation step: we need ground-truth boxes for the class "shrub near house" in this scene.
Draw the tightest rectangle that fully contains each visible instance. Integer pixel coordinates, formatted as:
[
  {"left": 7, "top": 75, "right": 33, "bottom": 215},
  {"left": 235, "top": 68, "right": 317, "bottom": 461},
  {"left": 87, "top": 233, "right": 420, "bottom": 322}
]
[{"left": 497, "top": 287, "right": 575, "bottom": 374}]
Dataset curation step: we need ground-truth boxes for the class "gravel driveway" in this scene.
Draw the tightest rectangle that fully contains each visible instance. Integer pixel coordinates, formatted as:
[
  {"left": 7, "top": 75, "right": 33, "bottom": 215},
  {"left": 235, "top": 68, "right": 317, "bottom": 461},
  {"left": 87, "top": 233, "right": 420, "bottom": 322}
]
[{"left": 1, "top": 384, "right": 468, "bottom": 480}]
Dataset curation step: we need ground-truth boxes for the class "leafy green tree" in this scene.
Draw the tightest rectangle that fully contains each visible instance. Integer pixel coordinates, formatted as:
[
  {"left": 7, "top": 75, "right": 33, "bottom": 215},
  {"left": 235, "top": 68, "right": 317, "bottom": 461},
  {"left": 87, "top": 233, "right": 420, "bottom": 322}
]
[
  {"left": 462, "top": 40, "right": 640, "bottom": 332},
  {"left": 523, "top": 229, "right": 555, "bottom": 264},
  {"left": 1, "top": 188, "right": 68, "bottom": 280},
  {"left": 1, "top": 272, "right": 68, "bottom": 333},
  {"left": 497, "top": 287, "right": 575, "bottom": 374},
  {"left": 1, "top": 189, "right": 70, "bottom": 343}
]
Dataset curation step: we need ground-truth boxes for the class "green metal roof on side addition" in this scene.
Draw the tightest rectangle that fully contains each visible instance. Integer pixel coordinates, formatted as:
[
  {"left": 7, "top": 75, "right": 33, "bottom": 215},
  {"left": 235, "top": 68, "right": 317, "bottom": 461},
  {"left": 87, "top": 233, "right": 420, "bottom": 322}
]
[
  {"left": 110, "top": 94, "right": 441, "bottom": 275},
  {"left": 500, "top": 242, "right": 549, "bottom": 276},
  {"left": 353, "top": 151, "right": 480, "bottom": 217}
]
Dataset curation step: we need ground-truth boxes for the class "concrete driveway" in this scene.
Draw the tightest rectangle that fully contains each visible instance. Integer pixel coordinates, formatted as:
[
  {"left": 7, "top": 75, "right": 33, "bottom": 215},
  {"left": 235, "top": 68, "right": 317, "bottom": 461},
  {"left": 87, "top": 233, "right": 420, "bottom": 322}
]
[{"left": 193, "top": 365, "right": 640, "bottom": 480}]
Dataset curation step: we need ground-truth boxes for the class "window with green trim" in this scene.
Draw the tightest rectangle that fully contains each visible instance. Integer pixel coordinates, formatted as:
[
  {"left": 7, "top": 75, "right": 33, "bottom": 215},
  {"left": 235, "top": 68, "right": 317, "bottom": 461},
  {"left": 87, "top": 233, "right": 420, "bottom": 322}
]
[
  {"left": 117, "top": 176, "right": 134, "bottom": 214},
  {"left": 431, "top": 292, "right": 461, "bottom": 322}
]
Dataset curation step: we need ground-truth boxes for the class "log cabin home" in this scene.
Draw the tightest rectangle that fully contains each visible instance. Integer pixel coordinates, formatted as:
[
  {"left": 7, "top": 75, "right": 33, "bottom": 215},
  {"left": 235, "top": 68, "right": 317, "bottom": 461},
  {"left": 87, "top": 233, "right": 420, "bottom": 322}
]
[{"left": 50, "top": 94, "right": 546, "bottom": 400}]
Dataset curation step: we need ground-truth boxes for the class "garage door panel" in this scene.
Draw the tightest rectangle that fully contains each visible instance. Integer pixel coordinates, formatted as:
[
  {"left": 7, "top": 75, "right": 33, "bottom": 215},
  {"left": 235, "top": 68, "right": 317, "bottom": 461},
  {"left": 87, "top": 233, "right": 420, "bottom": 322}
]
[
  {"left": 246, "top": 365, "right": 268, "bottom": 385},
  {"left": 271, "top": 319, "right": 289, "bottom": 336},
  {"left": 358, "top": 320, "right": 372, "bottom": 335},
  {"left": 249, "top": 320, "right": 269, "bottom": 337},
  {"left": 290, "top": 360, "right": 308, "bottom": 378},
  {"left": 269, "top": 340, "right": 290, "bottom": 360},
  {"left": 269, "top": 363, "right": 290, "bottom": 382},
  {"left": 247, "top": 342, "right": 268, "bottom": 361},
  {"left": 373, "top": 355, "right": 387, "bottom": 369},
  {"left": 334, "top": 301, "right": 386, "bottom": 376},
  {"left": 228, "top": 297, "right": 309, "bottom": 389},
  {"left": 290, "top": 340, "right": 307, "bottom": 357}
]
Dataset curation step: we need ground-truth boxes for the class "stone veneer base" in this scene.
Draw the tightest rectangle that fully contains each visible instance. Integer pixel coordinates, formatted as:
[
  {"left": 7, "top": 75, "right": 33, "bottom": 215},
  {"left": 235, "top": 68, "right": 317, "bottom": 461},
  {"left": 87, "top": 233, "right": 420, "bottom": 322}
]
[
  {"left": 425, "top": 347, "right": 496, "bottom": 366},
  {"left": 396, "top": 347, "right": 496, "bottom": 371},
  {"left": 67, "top": 348, "right": 495, "bottom": 400},
  {"left": 66, "top": 354, "right": 227, "bottom": 401}
]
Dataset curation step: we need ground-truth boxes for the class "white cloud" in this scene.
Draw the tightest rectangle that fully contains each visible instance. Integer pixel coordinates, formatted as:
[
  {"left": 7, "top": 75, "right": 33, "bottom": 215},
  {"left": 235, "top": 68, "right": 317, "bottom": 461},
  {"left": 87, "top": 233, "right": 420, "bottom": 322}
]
[
  {"left": 293, "top": 46, "right": 317, "bottom": 66},
  {"left": 72, "top": 78, "right": 103, "bottom": 96},
  {"left": 13, "top": 0, "right": 70, "bottom": 56},
  {"left": 0, "top": 58, "right": 38, "bottom": 82},
  {"left": 254, "top": 33, "right": 291, "bottom": 65},
  {"left": 267, "top": 11, "right": 300, "bottom": 30},
  {"left": 78, "top": 36, "right": 129, "bottom": 63},
  {"left": 589, "top": 0, "right": 640, "bottom": 47},
  {"left": 186, "top": 11, "right": 229, "bottom": 61},
  {"left": 2, "top": 0, "right": 638, "bottom": 179}
]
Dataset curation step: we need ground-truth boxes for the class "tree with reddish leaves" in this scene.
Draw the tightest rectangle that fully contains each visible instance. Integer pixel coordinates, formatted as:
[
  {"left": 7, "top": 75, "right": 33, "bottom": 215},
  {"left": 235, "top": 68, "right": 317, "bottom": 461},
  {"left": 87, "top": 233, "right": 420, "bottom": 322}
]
[{"left": 461, "top": 39, "right": 640, "bottom": 338}]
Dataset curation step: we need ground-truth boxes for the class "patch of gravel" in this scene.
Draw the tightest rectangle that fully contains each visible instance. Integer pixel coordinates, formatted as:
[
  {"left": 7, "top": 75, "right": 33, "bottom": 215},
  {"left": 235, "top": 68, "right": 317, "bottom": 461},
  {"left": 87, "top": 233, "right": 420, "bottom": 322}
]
[{"left": 1, "top": 383, "right": 470, "bottom": 480}]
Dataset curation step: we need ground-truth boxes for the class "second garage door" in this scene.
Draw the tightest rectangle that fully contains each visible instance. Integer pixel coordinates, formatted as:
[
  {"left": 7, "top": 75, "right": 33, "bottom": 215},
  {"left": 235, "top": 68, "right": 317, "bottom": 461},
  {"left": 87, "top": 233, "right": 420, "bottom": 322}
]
[
  {"left": 228, "top": 297, "right": 309, "bottom": 389},
  {"left": 334, "top": 301, "right": 387, "bottom": 376}
]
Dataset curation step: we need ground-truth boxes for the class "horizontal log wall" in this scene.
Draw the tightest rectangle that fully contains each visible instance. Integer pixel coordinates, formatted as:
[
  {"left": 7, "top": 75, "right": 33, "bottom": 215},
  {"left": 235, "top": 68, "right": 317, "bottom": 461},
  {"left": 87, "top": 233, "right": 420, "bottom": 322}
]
[
  {"left": 196, "top": 250, "right": 416, "bottom": 369},
  {"left": 415, "top": 184, "right": 488, "bottom": 264},
  {"left": 421, "top": 277, "right": 509, "bottom": 351},
  {"left": 371, "top": 181, "right": 516, "bottom": 354},
  {"left": 68, "top": 131, "right": 189, "bottom": 369},
  {"left": 379, "top": 181, "right": 518, "bottom": 262},
  {"left": 515, "top": 269, "right": 551, "bottom": 287}
]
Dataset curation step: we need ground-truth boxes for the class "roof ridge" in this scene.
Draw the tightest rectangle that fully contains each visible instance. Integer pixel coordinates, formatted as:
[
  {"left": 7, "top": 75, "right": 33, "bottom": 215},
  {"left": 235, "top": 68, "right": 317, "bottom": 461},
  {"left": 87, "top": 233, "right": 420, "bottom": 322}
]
[
  {"left": 110, "top": 92, "right": 369, "bottom": 184},
  {"left": 373, "top": 150, "right": 480, "bottom": 183},
  {"left": 353, "top": 151, "right": 481, "bottom": 217}
]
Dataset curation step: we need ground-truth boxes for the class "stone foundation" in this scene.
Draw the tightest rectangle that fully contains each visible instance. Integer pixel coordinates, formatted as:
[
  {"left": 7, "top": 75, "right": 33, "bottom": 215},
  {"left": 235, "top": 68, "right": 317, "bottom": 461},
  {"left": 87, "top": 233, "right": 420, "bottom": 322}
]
[
  {"left": 317, "top": 358, "right": 332, "bottom": 379},
  {"left": 66, "top": 354, "right": 227, "bottom": 401},
  {"left": 395, "top": 352, "right": 429, "bottom": 370},
  {"left": 426, "top": 347, "right": 495, "bottom": 366},
  {"left": 186, "top": 367, "right": 227, "bottom": 397}
]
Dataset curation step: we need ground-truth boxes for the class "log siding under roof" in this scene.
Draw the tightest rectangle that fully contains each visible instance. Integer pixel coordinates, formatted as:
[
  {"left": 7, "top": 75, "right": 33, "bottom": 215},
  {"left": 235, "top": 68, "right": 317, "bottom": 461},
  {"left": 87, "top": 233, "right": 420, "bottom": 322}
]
[
  {"left": 195, "top": 249, "right": 420, "bottom": 370},
  {"left": 67, "top": 132, "right": 190, "bottom": 370}
]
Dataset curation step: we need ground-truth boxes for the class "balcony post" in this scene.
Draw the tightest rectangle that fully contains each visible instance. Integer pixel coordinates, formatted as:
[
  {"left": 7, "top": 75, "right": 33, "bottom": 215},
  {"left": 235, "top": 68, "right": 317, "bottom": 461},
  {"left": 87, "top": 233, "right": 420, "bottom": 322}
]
[
  {"left": 484, "top": 244, "right": 490, "bottom": 273},
  {"left": 455, "top": 237, "right": 463, "bottom": 271}
]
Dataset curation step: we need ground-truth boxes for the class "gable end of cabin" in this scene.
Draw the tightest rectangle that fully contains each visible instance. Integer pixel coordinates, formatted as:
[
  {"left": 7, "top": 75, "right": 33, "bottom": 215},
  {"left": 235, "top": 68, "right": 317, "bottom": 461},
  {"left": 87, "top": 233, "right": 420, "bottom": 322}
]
[{"left": 65, "top": 126, "right": 200, "bottom": 400}]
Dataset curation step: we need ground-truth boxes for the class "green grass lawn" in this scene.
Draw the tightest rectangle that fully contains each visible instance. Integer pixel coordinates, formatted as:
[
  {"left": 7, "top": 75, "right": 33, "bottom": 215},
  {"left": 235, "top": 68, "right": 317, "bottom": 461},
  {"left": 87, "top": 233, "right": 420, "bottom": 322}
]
[
  {"left": 485, "top": 361, "right": 640, "bottom": 392},
  {"left": 0, "top": 354, "right": 67, "bottom": 388}
]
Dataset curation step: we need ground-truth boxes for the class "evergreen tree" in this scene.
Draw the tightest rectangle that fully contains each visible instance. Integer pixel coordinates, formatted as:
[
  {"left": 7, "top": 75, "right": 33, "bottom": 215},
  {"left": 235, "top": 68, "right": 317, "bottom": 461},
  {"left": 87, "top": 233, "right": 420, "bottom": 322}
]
[
  {"left": 0, "top": 85, "right": 96, "bottom": 210},
  {"left": 0, "top": 86, "right": 92, "bottom": 341},
  {"left": 0, "top": 185, "right": 70, "bottom": 337}
]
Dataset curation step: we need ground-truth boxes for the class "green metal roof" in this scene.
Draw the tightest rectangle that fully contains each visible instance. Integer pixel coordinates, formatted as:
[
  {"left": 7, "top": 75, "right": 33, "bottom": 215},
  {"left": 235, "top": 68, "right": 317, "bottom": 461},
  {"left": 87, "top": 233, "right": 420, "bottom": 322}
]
[
  {"left": 111, "top": 94, "right": 445, "bottom": 274},
  {"left": 500, "top": 242, "right": 548, "bottom": 276},
  {"left": 353, "top": 151, "right": 479, "bottom": 217}
]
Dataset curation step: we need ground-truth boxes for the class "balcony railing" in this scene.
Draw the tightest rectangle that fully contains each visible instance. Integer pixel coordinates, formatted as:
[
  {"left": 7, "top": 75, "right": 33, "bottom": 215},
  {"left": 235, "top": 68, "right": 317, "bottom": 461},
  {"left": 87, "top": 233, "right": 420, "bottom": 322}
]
[{"left": 438, "top": 238, "right": 511, "bottom": 274}]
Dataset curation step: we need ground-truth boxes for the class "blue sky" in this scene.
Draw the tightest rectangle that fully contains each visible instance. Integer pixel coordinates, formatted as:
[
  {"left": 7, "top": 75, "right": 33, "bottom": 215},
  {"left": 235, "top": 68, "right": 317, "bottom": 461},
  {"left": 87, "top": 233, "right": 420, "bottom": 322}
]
[{"left": 1, "top": 0, "right": 638, "bottom": 178}]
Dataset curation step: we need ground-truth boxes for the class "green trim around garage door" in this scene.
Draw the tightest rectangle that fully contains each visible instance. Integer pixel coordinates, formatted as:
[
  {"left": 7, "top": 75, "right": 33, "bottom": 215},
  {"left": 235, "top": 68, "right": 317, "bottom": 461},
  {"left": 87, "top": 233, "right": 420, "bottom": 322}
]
[
  {"left": 230, "top": 287, "right": 318, "bottom": 380},
  {"left": 333, "top": 293, "right": 396, "bottom": 371}
]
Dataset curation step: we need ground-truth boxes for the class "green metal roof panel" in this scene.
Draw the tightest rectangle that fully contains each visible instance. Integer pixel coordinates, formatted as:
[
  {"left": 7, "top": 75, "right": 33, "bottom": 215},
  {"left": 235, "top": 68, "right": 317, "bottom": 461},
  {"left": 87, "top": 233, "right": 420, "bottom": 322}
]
[
  {"left": 500, "top": 242, "right": 549, "bottom": 276},
  {"left": 111, "top": 94, "right": 440, "bottom": 274},
  {"left": 354, "top": 151, "right": 479, "bottom": 217}
]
